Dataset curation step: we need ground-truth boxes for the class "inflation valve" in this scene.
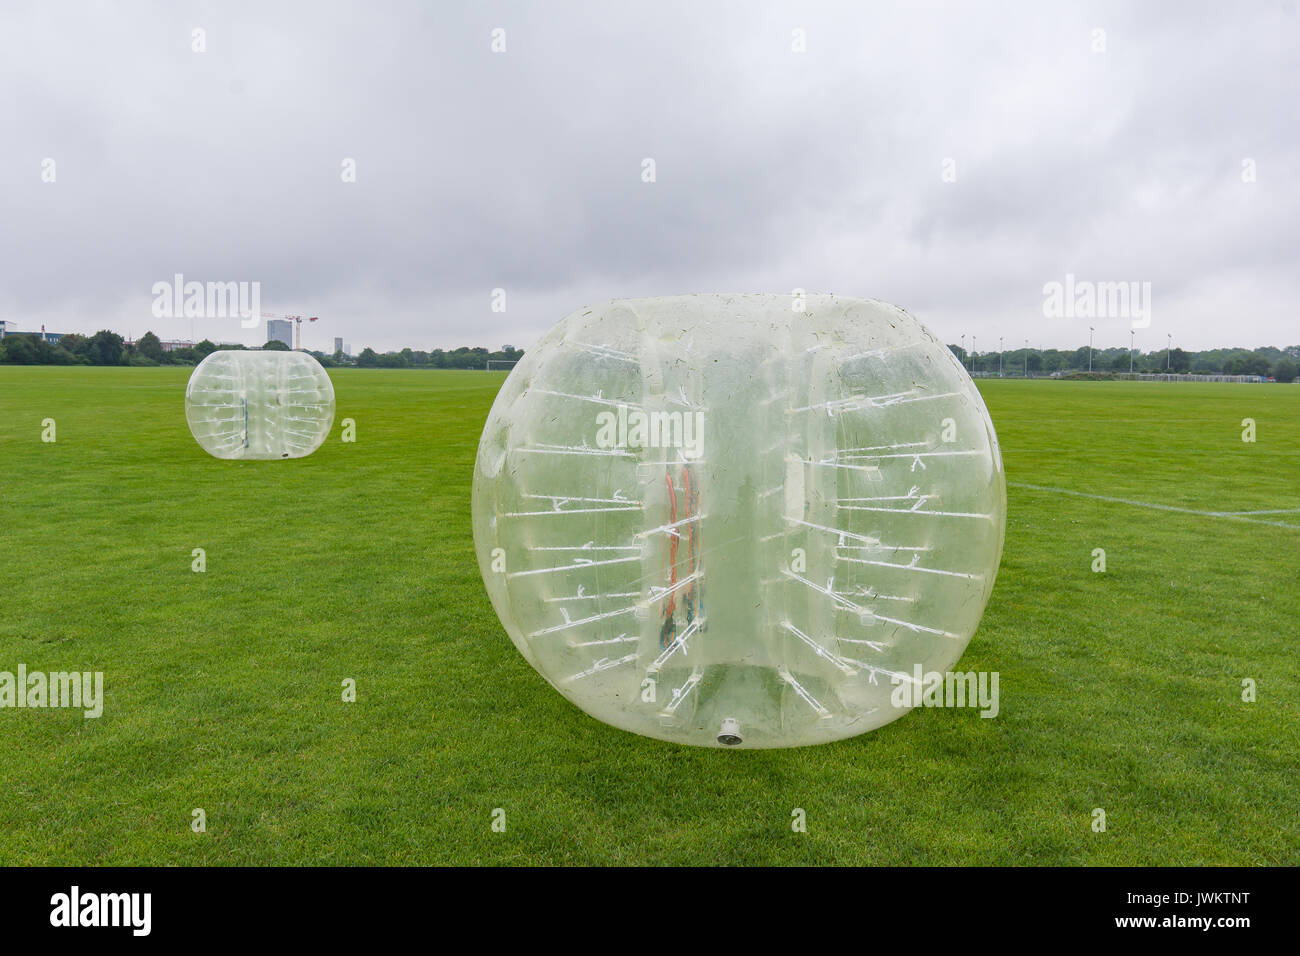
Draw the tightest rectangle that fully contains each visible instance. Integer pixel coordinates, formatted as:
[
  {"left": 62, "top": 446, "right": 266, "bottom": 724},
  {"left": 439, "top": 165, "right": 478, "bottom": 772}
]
[{"left": 717, "top": 718, "right": 742, "bottom": 746}]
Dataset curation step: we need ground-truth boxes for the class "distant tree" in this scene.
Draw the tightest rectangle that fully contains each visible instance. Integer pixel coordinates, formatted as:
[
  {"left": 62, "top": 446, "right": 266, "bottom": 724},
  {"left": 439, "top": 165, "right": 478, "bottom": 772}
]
[
  {"left": 1192, "top": 358, "right": 1216, "bottom": 374},
  {"left": 1272, "top": 356, "right": 1297, "bottom": 383},
  {"left": 194, "top": 340, "right": 219, "bottom": 360},
  {"left": 356, "top": 347, "right": 379, "bottom": 367},
  {"left": 85, "top": 329, "right": 125, "bottom": 366},
  {"left": 2, "top": 334, "right": 37, "bottom": 364},
  {"left": 137, "top": 331, "right": 164, "bottom": 362},
  {"left": 0, "top": 334, "right": 82, "bottom": 365},
  {"left": 1224, "top": 352, "right": 1269, "bottom": 376},
  {"left": 445, "top": 346, "right": 489, "bottom": 369},
  {"left": 263, "top": 339, "right": 291, "bottom": 351},
  {"left": 42, "top": 341, "right": 77, "bottom": 365},
  {"left": 487, "top": 345, "right": 523, "bottom": 365},
  {"left": 1245, "top": 353, "right": 1271, "bottom": 376}
]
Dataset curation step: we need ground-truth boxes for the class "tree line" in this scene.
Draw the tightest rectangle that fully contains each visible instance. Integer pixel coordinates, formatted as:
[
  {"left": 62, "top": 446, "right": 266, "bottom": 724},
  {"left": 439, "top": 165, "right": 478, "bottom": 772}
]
[
  {"left": 948, "top": 344, "right": 1299, "bottom": 382},
  {"left": 0, "top": 330, "right": 524, "bottom": 370},
  {"left": 2, "top": 328, "right": 1295, "bottom": 381},
  {"left": 350, "top": 345, "right": 523, "bottom": 368}
]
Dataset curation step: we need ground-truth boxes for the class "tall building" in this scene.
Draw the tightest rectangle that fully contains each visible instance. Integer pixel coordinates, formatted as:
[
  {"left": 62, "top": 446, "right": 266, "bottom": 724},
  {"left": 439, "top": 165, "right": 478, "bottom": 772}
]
[
  {"left": 267, "top": 319, "right": 293, "bottom": 348},
  {"left": 0, "top": 321, "right": 63, "bottom": 343},
  {"left": 334, "top": 337, "right": 343, "bottom": 354}
]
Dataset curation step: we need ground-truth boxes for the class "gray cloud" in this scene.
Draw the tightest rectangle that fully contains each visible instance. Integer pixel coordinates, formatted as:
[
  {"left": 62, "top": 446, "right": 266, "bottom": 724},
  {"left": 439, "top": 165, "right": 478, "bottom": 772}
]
[{"left": 1, "top": 0, "right": 1295, "bottom": 352}]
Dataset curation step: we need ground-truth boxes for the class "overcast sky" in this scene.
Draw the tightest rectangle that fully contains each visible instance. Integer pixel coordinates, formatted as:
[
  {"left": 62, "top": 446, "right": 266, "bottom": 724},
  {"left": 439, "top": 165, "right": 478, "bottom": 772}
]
[{"left": 2, "top": 0, "right": 1296, "bottom": 354}]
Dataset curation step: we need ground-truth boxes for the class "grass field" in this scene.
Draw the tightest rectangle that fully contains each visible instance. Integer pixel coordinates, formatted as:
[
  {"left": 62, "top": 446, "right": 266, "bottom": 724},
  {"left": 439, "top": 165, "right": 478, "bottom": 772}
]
[{"left": 1, "top": 367, "right": 1296, "bottom": 865}]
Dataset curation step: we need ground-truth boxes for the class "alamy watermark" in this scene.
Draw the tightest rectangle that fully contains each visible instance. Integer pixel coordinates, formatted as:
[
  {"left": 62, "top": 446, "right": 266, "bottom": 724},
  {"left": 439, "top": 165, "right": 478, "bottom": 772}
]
[
  {"left": 1042, "top": 273, "right": 1151, "bottom": 329},
  {"left": 50, "top": 886, "right": 150, "bottom": 936},
  {"left": 151, "top": 273, "right": 261, "bottom": 328},
  {"left": 1, "top": 665, "right": 104, "bottom": 718},
  {"left": 891, "top": 665, "right": 999, "bottom": 718},
  {"left": 595, "top": 405, "right": 704, "bottom": 459}
]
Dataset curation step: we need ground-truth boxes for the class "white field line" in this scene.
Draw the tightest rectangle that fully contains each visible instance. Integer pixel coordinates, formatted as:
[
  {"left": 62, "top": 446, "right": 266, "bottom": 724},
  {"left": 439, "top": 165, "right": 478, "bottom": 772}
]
[{"left": 1008, "top": 482, "right": 1300, "bottom": 531}]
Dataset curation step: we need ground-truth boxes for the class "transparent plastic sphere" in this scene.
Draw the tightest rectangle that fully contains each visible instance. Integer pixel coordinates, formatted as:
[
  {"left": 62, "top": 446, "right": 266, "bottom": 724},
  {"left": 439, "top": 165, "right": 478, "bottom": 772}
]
[
  {"left": 184, "top": 350, "right": 335, "bottom": 460},
  {"left": 473, "top": 294, "right": 1005, "bottom": 748}
]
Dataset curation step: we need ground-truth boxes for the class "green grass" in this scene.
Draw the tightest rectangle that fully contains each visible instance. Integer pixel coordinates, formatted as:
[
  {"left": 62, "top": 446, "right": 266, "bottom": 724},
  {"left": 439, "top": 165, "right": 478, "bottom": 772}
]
[{"left": 0, "top": 368, "right": 1296, "bottom": 865}]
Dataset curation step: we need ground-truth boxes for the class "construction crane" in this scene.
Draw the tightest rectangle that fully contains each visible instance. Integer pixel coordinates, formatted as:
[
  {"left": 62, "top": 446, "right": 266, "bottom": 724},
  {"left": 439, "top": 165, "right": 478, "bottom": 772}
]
[{"left": 259, "top": 312, "right": 319, "bottom": 351}]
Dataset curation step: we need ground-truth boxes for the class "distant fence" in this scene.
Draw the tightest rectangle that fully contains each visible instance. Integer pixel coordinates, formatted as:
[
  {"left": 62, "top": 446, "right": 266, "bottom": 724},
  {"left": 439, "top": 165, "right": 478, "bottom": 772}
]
[
  {"left": 1112, "top": 373, "right": 1267, "bottom": 383},
  {"left": 969, "top": 371, "right": 1052, "bottom": 379},
  {"left": 968, "top": 370, "right": 1273, "bottom": 383}
]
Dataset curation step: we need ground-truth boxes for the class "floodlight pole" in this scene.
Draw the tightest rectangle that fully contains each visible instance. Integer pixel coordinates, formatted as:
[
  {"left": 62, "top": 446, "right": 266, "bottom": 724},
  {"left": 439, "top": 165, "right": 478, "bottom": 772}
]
[
  {"left": 1166, "top": 333, "right": 1172, "bottom": 371},
  {"left": 972, "top": 335, "right": 977, "bottom": 374},
  {"left": 1130, "top": 329, "right": 1135, "bottom": 373},
  {"left": 1088, "top": 326, "right": 1094, "bottom": 371},
  {"left": 961, "top": 334, "right": 966, "bottom": 368},
  {"left": 999, "top": 336, "right": 1003, "bottom": 376},
  {"left": 1024, "top": 339, "right": 1029, "bottom": 377}
]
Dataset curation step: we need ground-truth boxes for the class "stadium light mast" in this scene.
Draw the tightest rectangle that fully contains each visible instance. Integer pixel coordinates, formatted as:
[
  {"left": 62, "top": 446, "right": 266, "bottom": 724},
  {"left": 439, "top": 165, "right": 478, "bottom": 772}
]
[
  {"left": 999, "top": 336, "right": 1003, "bottom": 376},
  {"left": 1024, "top": 338, "right": 1029, "bottom": 377},
  {"left": 1166, "top": 333, "right": 1172, "bottom": 371},
  {"left": 1130, "top": 329, "right": 1135, "bottom": 373},
  {"left": 1088, "top": 326, "right": 1094, "bottom": 371},
  {"left": 972, "top": 335, "right": 977, "bottom": 373},
  {"left": 960, "top": 334, "right": 966, "bottom": 366}
]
